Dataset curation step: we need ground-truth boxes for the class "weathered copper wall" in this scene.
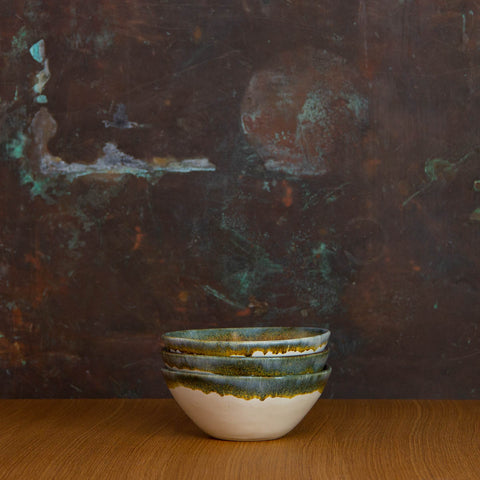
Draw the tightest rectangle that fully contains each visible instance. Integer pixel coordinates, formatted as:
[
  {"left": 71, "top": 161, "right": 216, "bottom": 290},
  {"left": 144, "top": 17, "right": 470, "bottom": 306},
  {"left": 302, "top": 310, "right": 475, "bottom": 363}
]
[{"left": 1, "top": 1, "right": 479, "bottom": 398}]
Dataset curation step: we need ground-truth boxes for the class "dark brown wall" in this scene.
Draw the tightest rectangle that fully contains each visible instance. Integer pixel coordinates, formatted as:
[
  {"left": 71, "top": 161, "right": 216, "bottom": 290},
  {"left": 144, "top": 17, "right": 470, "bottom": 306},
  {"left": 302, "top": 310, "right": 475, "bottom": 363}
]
[{"left": 1, "top": 0, "right": 479, "bottom": 398}]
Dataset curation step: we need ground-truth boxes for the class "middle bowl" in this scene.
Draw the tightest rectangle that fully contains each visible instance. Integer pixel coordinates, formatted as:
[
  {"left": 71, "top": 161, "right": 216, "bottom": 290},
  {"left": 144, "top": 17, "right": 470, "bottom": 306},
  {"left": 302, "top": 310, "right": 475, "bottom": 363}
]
[{"left": 162, "top": 347, "right": 329, "bottom": 377}]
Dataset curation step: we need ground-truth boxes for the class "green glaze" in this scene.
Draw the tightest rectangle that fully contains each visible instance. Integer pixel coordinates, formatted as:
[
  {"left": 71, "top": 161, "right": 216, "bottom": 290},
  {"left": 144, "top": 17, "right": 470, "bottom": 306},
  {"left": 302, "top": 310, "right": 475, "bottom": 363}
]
[
  {"left": 162, "top": 326, "right": 330, "bottom": 357},
  {"left": 161, "top": 365, "right": 332, "bottom": 401},
  {"left": 162, "top": 347, "right": 329, "bottom": 377}
]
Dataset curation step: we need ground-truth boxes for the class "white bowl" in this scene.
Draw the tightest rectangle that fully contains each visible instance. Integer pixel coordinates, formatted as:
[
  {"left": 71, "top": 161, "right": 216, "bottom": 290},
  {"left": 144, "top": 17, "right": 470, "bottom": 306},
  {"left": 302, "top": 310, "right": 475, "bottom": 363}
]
[{"left": 162, "top": 365, "right": 331, "bottom": 441}]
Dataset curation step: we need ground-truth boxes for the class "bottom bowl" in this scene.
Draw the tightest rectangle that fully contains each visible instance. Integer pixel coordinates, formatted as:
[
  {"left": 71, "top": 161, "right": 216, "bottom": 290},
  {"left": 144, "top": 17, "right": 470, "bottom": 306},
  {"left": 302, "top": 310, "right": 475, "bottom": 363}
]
[{"left": 161, "top": 365, "right": 331, "bottom": 441}]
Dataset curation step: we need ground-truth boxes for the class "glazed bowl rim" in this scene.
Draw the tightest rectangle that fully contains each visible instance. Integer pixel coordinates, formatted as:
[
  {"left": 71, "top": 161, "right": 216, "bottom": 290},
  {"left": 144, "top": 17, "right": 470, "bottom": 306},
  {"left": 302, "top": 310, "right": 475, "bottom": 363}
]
[
  {"left": 162, "top": 326, "right": 330, "bottom": 346},
  {"left": 162, "top": 363, "right": 332, "bottom": 381},
  {"left": 162, "top": 346, "right": 330, "bottom": 361}
]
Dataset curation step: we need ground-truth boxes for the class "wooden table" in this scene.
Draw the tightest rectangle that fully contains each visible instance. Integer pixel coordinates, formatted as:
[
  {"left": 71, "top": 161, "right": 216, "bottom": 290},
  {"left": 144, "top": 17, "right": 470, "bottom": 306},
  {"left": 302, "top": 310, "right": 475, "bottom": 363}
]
[{"left": 0, "top": 399, "right": 478, "bottom": 479}]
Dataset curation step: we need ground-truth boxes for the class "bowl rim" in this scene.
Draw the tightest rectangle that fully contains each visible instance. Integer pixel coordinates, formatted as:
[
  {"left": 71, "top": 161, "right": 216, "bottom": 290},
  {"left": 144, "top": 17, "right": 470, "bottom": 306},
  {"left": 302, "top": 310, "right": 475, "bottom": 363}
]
[
  {"left": 161, "top": 363, "right": 332, "bottom": 381},
  {"left": 161, "top": 345, "right": 330, "bottom": 361},
  {"left": 162, "top": 326, "right": 330, "bottom": 346}
]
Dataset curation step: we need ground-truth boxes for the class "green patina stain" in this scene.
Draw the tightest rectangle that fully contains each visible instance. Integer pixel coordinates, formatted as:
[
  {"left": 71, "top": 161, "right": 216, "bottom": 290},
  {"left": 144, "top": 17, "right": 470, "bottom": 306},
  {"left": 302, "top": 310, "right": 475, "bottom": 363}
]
[
  {"left": 94, "top": 29, "right": 115, "bottom": 53},
  {"left": 297, "top": 90, "right": 330, "bottom": 130},
  {"left": 312, "top": 243, "right": 334, "bottom": 281},
  {"left": 18, "top": 170, "right": 58, "bottom": 204},
  {"left": 9, "top": 27, "right": 29, "bottom": 57},
  {"left": 24, "top": 0, "right": 43, "bottom": 23},
  {"left": 29, "top": 39, "right": 45, "bottom": 64},
  {"left": 473, "top": 180, "right": 480, "bottom": 192},
  {"left": 231, "top": 254, "right": 283, "bottom": 297},
  {"left": 294, "top": 239, "right": 344, "bottom": 313},
  {"left": 294, "top": 85, "right": 367, "bottom": 169},
  {"left": 67, "top": 29, "right": 115, "bottom": 56},
  {"left": 425, "top": 150, "right": 474, "bottom": 183},
  {"left": 404, "top": 151, "right": 476, "bottom": 207},
  {"left": 218, "top": 223, "right": 283, "bottom": 300},
  {"left": 5, "top": 302, "right": 16, "bottom": 311},
  {"left": 67, "top": 230, "right": 85, "bottom": 251},
  {"left": 35, "top": 95, "right": 48, "bottom": 104},
  {"left": 5, "top": 132, "right": 28, "bottom": 160},
  {"left": 298, "top": 87, "right": 367, "bottom": 128},
  {"left": 424, "top": 158, "right": 456, "bottom": 182},
  {"left": 469, "top": 207, "right": 480, "bottom": 222},
  {"left": 302, "top": 184, "right": 350, "bottom": 210},
  {"left": 346, "top": 91, "right": 369, "bottom": 121}
]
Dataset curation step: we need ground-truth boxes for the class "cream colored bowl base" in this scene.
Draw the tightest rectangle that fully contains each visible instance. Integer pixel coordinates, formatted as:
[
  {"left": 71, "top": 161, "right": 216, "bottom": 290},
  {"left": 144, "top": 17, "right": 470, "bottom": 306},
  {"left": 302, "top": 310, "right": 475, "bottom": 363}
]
[{"left": 170, "top": 386, "right": 321, "bottom": 441}]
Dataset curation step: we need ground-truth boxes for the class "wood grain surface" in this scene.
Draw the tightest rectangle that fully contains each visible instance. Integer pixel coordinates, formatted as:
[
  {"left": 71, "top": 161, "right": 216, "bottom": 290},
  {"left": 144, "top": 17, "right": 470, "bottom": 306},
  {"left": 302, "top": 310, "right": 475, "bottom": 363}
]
[{"left": 0, "top": 399, "right": 478, "bottom": 479}]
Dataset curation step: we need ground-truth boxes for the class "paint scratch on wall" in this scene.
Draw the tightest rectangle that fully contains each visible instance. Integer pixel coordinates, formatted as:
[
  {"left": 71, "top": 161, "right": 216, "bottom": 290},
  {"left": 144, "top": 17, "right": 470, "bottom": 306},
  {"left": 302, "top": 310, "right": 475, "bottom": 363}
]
[
  {"left": 202, "top": 285, "right": 246, "bottom": 310},
  {"left": 30, "top": 108, "right": 215, "bottom": 185},
  {"left": 472, "top": 179, "right": 480, "bottom": 221},
  {"left": 102, "top": 104, "right": 150, "bottom": 129},
  {"left": 403, "top": 150, "right": 478, "bottom": 207},
  {"left": 2, "top": 38, "right": 215, "bottom": 201}
]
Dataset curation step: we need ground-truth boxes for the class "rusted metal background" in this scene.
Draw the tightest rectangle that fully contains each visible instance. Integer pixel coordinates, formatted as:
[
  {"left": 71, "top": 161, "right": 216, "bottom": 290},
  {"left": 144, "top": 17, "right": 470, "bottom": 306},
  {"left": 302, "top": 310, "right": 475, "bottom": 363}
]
[{"left": 1, "top": 0, "right": 479, "bottom": 398}]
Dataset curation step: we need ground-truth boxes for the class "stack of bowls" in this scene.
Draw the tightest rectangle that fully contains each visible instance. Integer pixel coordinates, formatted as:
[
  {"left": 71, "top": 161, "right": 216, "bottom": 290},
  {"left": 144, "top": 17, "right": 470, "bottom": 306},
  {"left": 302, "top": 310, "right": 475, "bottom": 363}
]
[{"left": 161, "top": 326, "right": 331, "bottom": 441}]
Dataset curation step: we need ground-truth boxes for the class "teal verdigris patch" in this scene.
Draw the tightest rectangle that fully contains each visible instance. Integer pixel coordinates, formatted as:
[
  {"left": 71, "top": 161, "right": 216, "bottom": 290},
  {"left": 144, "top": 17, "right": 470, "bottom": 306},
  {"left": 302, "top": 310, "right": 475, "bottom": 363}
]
[
  {"left": 424, "top": 158, "right": 456, "bottom": 182},
  {"left": 161, "top": 365, "right": 331, "bottom": 401},
  {"left": 9, "top": 26, "right": 29, "bottom": 58},
  {"left": 470, "top": 207, "right": 480, "bottom": 222},
  {"left": 5, "top": 131, "right": 28, "bottom": 160}
]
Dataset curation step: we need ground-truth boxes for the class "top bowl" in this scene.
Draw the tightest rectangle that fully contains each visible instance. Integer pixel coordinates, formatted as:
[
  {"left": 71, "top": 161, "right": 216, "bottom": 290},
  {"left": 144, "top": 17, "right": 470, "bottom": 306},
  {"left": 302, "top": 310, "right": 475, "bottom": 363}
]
[{"left": 162, "top": 326, "right": 330, "bottom": 357}]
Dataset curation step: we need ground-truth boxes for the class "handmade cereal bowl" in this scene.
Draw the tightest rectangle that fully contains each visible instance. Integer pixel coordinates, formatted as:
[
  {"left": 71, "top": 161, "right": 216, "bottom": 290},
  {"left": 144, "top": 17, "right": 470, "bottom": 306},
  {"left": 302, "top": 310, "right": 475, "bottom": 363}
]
[
  {"left": 161, "top": 364, "right": 332, "bottom": 441},
  {"left": 161, "top": 347, "right": 329, "bottom": 377},
  {"left": 162, "top": 326, "right": 330, "bottom": 357}
]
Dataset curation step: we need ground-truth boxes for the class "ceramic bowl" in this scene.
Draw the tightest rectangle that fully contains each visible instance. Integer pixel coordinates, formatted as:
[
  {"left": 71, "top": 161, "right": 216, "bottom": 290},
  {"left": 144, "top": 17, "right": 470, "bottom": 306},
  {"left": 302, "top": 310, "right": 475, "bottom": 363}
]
[
  {"left": 162, "top": 347, "right": 329, "bottom": 377},
  {"left": 162, "top": 326, "right": 330, "bottom": 357},
  {"left": 162, "top": 365, "right": 331, "bottom": 441}
]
